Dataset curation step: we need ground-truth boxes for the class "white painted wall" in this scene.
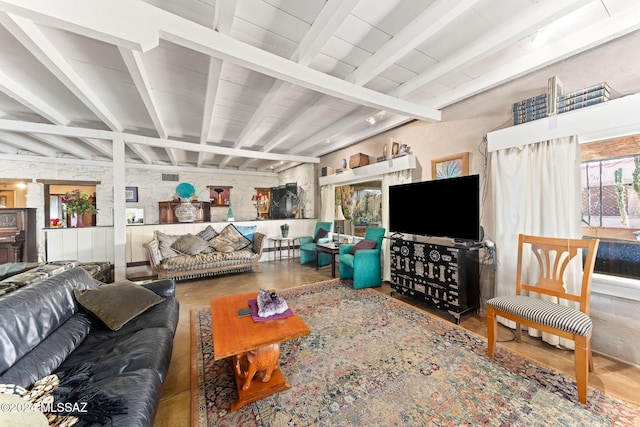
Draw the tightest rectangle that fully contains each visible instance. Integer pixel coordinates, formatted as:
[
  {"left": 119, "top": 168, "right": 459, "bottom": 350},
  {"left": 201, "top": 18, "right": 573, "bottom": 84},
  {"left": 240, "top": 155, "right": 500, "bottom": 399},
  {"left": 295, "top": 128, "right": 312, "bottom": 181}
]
[{"left": 1, "top": 159, "right": 317, "bottom": 264}]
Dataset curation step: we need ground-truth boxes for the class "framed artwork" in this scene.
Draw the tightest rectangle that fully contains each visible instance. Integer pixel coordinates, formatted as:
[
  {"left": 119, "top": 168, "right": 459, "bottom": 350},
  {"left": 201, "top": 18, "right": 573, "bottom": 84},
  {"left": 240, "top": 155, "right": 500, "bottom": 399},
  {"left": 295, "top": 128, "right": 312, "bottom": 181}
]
[
  {"left": 391, "top": 141, "right": 400, "bottom": 157},
  {"left": 126, "top": 208, "right": 144, "bottom": 224},
  {"left": 208, "top": 186, "right": 231, "bottom": 206},
  {"left": 125, "top": 187, "right": 138, "bottom": 202},
  {"left": 431, "top": 152, "right": 469, "bottom": 180}
]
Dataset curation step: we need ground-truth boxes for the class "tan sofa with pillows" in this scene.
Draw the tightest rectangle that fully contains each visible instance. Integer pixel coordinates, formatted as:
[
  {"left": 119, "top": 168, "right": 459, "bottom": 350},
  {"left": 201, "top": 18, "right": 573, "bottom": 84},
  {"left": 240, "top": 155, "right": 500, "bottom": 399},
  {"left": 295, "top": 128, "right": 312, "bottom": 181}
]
[{"left": 143, "top": 223, "right": 265, "bottom": 281}]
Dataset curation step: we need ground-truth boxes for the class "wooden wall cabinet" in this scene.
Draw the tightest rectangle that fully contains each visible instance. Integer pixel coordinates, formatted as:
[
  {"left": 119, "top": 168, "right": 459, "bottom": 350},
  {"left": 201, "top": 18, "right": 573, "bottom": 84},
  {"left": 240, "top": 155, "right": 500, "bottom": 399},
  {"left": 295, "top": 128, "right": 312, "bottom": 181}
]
[
  {"left": 158, "top": 201, "right": 211, "bottom": 224},
  {"left": 389, "top": 237, "right": 479, "bottom": 324}
]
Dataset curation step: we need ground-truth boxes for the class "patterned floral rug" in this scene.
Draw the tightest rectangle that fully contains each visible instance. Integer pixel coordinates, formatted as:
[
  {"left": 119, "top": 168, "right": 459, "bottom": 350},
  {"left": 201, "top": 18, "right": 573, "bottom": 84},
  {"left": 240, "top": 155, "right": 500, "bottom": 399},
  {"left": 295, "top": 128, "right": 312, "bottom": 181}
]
[{"left": 191, "top": 279, "right": 640, "bottom": 426}]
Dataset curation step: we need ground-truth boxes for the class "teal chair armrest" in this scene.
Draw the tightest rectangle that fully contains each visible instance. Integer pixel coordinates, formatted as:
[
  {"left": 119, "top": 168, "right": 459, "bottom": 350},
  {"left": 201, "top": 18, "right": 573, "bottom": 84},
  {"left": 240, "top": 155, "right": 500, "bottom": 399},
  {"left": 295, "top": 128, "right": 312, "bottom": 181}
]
[
  {"left": 354, "top": 248, "right": 380, "bottom": 263},
  {"left": 317, "top": 237, "right": 331, "bottom": 244},
  {"left": 299, "top": 236, "right": 313, "bottom": 245},
  {"left": 339, "top": 244, "right": 354, "bottom": 255}
]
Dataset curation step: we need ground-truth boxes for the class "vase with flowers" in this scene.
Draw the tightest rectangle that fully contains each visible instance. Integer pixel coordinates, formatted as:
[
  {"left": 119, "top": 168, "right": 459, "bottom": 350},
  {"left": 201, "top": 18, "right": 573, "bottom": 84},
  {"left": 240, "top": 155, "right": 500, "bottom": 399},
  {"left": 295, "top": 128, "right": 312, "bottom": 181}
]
[{"left": 62, "top": 189, "right": 98, "bottom": 227}]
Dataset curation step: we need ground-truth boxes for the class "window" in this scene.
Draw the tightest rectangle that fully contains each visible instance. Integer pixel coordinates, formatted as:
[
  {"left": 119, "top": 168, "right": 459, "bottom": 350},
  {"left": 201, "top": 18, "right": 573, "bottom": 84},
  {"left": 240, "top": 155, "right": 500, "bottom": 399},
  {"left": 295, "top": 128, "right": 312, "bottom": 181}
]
[
  {"left": 581, "top": 139, "right": 640, "bottom": 279},
  {"left": 581, "top": 156, "right": 640, "bottom": 228},
  {"left": 337, "top": 183, "right": 382, "bottom": 237}
]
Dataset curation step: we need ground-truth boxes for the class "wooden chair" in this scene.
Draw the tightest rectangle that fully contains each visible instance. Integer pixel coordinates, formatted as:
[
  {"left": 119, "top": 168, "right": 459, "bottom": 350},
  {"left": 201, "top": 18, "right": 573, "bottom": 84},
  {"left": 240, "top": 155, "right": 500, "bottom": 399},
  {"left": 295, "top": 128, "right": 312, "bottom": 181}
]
[{"left": 486, "top": 234, "right": 599, "bottom": 404}]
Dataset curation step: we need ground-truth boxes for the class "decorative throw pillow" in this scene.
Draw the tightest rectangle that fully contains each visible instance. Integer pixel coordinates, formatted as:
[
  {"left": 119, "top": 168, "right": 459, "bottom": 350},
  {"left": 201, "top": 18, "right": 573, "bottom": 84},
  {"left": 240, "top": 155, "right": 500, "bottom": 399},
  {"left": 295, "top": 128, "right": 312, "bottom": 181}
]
[
  {"left": 155, "top": 230, "right": 181, "bottom": 259},
  {"left": 170, "top": 233, "right": 210, "bottom": 255},
  {"left": 235, "top": 225, "right": 257, "bottom": 242},
  {"left": 74, "top": 280, "right": 165, "bottom": 331},
  {"left": 208, "top": 224, "right": 251, "bottom": 253},
  {"left": 196, "top": 225, "right": 218, "bottom": 241},
  {"left": 349, "top": 239, "right": 377, "bottom": 255},
  {"left": 313, "top": 228, "right": 329, "bottom": 243}
]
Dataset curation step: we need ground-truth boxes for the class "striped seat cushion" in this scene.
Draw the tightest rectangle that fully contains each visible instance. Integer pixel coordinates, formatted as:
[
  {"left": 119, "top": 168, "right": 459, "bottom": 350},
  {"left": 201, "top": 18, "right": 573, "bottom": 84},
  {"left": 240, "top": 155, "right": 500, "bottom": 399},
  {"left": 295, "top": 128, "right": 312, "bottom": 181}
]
[{"left": 486, "top": 295, "right": 592, "bottom": 337}]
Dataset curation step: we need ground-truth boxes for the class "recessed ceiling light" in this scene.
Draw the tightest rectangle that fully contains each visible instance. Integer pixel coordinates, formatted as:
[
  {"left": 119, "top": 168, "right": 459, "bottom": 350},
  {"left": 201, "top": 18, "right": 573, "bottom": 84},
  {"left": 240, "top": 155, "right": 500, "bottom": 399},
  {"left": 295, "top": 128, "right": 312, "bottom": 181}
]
[
  {"left": 366, "top": 117, "right": 376, "bottom": 125},
  {"left": 325, "top": 138, "right": 331, "bottom": 144}
]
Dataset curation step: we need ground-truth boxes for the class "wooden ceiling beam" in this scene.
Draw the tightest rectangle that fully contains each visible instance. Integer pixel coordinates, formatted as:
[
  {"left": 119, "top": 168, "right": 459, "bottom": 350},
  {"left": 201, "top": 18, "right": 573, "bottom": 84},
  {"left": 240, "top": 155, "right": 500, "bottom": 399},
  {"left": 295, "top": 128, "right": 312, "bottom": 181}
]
[
  {"left": 119, "top": 48, "right": 168, "bottom": 140},
  {"left": 0, "top": 70, "right": 70, "bottom": 125},
  {"left": 0, "top": 12, "right": 124, "bottom": 131},
  {"left": 0, "top": 0, "right": 441, "bottom": 121},
  {"left": 394, "top": 0, "right": 591, "bottom": 98}
]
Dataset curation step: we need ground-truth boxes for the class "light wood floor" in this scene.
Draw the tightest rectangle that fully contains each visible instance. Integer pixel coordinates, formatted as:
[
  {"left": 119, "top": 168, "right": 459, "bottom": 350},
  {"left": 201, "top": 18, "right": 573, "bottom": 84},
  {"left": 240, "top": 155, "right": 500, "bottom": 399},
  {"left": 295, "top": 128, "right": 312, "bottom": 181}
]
[{"left": 153, "top": 260, "right": 640, "bottom": 426}]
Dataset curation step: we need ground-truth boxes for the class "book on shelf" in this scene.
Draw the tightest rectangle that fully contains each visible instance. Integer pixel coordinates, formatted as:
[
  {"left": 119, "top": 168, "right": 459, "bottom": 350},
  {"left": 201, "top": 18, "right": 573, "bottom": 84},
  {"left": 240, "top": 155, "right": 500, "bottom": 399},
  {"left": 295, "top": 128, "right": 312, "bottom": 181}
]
[
  {"left": 558, "top": 88, "right": 610, "bottom": 107},
  {"left": 512, "top": 94, "right": 547, "bottom": 109},
  {"left": 513, "top": 112, "right": 548, "bottom": 125},
  {"left": 513, "top": 106, "right": 548, "bottom": 117},
  {"left": 513, "top": 106, "right": 548, "bottom": 125},
  {"left": 558, "top": 82, "right": 610, "bottom": 101},
  {"left": 558, "top": 95, "right": 608, "bottom": 113},
  {"left": 513, "top": 104, "right": 547, "bottom": 115}
]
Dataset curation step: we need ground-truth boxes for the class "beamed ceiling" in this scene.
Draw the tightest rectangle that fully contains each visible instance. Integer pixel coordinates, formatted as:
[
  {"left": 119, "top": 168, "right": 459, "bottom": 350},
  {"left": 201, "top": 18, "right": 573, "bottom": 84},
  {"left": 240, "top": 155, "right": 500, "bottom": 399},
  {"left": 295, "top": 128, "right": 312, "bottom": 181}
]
[{"left": 0, "top": 0, "right": 639, "bottom": 173}]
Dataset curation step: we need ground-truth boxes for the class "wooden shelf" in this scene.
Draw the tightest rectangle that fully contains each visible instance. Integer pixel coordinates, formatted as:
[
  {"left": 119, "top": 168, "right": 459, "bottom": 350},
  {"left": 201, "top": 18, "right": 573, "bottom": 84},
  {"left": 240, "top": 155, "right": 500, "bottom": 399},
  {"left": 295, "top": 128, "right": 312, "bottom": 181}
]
[{"left": 319, "top": 154, "right": 416, "bottom": 186}]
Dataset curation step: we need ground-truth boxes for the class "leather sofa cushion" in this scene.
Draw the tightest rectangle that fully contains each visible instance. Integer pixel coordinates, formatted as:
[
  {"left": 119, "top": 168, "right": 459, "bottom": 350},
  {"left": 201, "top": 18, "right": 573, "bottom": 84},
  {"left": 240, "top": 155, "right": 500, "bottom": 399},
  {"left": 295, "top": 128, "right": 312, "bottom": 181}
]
[
  {"left": 0, "top": 313, "right": 92, "bottom": 388},
  {"left": 74, "top": 280, "right": 165, "bottom": 331},
  {"left": 140, "top": 279, "right": 176, "bottom": 298},
  {"left": 0, "top": 268, "right": 97, "bottom": 374},
  {"left": 93, "top": 369, "right": 162, "bottom": 427},
  {"left": 59, "top": 327, "right": 175, "bottom": 383}
]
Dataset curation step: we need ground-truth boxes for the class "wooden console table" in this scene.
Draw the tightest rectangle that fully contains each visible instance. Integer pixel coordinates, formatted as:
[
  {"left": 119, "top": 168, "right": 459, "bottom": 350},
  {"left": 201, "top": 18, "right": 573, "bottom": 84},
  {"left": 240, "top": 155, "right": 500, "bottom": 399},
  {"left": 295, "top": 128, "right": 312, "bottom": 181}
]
[{"left": 210, "top": 292, "right": 310, "bottom": 410}]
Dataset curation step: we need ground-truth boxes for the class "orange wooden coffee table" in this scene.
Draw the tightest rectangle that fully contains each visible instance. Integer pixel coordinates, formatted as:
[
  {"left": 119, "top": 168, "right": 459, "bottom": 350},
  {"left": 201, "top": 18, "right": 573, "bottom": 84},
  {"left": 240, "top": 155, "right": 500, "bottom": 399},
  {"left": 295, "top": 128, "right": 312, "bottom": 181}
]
[{"left": 210, "top": 292, "right": 310, "bottom": 410}]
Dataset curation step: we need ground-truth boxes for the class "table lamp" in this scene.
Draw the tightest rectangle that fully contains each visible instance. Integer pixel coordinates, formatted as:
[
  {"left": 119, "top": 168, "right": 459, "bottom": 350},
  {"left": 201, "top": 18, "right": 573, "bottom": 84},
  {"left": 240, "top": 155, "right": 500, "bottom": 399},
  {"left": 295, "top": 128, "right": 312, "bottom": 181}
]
[{"left": 334, "top": 204, "right": 345, "bottom": 243}]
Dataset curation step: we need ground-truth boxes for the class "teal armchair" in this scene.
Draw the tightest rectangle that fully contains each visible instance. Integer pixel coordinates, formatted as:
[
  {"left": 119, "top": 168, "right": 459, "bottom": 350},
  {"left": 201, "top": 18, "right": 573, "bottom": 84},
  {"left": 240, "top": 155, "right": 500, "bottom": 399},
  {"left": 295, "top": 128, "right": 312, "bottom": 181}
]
[
  {"left": 339, "top": 227, "right": 386, "bottom": 289},
  {"left": 299, "top": 221, "right": 333, "bottom": 266}
]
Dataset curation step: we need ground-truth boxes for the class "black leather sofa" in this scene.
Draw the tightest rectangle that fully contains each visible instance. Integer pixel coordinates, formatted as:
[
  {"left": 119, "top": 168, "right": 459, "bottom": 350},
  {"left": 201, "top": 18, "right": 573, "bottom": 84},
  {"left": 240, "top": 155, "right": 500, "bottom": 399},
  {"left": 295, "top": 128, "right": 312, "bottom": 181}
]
[{"left": 0, "top": 267, "right": 179, "bottom": 426}]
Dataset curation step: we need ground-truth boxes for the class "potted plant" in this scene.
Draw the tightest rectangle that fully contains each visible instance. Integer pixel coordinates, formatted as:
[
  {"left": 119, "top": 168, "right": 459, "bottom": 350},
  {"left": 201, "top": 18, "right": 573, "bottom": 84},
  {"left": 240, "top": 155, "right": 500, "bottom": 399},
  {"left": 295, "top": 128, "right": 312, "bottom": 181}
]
[{"left": 62, "top": 189, "right": 98, "bottom": 227}]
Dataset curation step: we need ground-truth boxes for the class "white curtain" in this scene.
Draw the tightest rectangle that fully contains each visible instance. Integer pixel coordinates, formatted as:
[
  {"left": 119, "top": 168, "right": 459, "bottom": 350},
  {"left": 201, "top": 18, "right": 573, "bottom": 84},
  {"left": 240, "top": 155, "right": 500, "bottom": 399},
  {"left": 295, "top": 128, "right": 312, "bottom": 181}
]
[
  {"left": 381, "top": 170, "right": 413, "bottom": 281},
  {"left": 491, "top": 136, "right": 582, "bottom": 348}
]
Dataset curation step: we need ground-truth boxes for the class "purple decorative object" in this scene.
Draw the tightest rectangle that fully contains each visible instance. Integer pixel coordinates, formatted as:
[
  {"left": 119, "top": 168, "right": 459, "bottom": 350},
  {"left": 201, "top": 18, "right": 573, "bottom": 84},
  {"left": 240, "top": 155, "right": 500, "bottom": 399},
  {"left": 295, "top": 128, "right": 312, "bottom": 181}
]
[
  {"left": 248, "top": 299, "right": 293, "bottom": 322},
  {"left": 256, "top": 288, "right": 289, "bottom": 317}
]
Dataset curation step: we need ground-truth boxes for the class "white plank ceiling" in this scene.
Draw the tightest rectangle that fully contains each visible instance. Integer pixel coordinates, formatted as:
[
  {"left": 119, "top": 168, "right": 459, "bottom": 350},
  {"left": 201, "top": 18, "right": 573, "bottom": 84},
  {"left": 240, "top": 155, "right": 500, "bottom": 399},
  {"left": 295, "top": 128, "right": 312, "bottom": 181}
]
[{"left": 0, "top": 0, "right": 639, "bottom": 172}]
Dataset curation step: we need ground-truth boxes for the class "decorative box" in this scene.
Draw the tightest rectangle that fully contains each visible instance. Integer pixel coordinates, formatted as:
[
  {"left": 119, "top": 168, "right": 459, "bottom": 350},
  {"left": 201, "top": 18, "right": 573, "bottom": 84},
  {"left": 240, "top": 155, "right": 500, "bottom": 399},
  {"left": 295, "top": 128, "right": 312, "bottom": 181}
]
[
  {"left": 321, "top": 166, "right": 335, "bottom": 176},
  {"left": 349, "top": 153, "right": 370, "bottom": 168}
]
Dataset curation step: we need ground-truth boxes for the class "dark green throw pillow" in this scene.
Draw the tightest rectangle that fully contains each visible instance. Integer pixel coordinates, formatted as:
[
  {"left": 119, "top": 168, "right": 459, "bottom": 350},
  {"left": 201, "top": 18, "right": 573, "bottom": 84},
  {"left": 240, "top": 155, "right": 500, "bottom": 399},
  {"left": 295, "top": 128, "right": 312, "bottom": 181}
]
[{"left": 74, "top": 280, "right": 165, "bottom": 331}]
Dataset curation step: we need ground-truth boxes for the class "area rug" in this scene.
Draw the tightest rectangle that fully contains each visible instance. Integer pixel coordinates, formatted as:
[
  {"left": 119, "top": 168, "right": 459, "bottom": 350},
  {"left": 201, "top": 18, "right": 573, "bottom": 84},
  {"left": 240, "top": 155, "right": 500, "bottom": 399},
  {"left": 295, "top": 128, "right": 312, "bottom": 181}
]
[{"left": 191, "top": 279, "right": 640, "bottom": 426}]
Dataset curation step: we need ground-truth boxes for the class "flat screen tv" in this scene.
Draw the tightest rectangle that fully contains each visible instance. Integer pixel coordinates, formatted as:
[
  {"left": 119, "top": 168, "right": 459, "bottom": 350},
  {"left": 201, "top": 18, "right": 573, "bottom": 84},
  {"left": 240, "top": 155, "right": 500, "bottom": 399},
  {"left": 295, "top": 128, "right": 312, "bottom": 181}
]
[{"left": 389, "top": 174, "right": 481, "bottom": 242}]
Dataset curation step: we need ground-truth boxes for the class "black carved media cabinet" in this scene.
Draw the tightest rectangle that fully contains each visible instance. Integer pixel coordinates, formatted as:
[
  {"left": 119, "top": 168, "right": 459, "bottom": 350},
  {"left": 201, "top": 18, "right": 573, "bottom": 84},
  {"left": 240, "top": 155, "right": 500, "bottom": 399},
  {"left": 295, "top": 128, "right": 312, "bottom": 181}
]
[{"left": 389, "top": 236, "right": 480, "bottom": 324}]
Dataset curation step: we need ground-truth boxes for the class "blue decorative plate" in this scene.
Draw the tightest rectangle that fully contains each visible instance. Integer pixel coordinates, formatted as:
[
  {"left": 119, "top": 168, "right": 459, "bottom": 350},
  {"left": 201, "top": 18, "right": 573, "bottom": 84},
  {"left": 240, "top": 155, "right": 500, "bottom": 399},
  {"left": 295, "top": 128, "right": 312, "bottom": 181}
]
[{"left": 176, "top": 182, "right": 195, "bottom": 198}]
